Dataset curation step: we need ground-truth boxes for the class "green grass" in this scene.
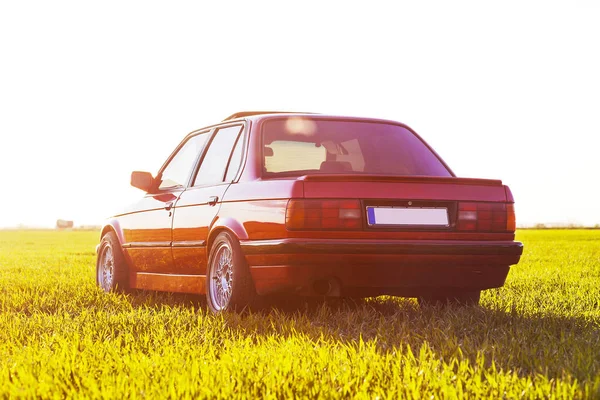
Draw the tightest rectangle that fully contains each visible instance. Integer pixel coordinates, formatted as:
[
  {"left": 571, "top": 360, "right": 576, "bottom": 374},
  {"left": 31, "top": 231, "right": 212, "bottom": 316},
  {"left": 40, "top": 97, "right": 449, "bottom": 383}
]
[{"left": 0, "top": 230, "right": 599, "bottom": 398}]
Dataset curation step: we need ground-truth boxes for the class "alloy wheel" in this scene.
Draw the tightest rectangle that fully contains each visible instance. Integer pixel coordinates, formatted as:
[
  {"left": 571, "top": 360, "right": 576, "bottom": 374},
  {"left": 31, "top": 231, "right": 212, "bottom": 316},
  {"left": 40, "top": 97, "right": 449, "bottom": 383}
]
[
  {"left": 98, "top": 245, "right": 114, "bottom": 291},
  {"left": 209, "top": 242, "right": 234, "bottom": 311}
]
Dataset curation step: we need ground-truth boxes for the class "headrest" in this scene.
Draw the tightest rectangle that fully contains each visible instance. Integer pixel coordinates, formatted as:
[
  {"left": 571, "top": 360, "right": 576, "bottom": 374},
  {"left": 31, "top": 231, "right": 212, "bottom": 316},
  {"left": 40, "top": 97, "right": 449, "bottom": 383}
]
[{"left": 319, "top": 161, "right": 352, "bottom": 173}]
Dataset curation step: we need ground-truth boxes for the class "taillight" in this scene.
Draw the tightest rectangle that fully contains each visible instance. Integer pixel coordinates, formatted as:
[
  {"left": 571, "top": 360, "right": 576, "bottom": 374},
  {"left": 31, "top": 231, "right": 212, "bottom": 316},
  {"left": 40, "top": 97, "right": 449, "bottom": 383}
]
[
  {"left": 506, "top": 203, "right": 516, "bottom": 231},
  {"left": 286, "top": 199, "right": 362, "bottom": 230},
  {"left": 457, "top": 202, "right": 516, "bottom": 232}
]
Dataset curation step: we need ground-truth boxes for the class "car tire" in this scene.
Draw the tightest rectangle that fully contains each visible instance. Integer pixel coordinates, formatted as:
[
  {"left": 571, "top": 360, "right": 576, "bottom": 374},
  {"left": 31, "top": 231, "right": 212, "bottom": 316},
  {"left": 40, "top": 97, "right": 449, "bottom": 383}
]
[
  {"left": 96, "top": 232, "right": 130, "bottom": 293},
  {"left": 417, "top": 290, "right": 481, "bottom": 307},
  {"left": 206, "top": 232, "right": 256, "bottom": 313}
]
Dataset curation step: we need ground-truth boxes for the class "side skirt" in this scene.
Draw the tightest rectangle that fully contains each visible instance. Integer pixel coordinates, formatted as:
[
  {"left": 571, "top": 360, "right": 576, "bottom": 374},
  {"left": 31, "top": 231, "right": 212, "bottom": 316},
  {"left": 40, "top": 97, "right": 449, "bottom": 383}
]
[{"left": 132, "top": 272, "right": 206, "bottom": 294}]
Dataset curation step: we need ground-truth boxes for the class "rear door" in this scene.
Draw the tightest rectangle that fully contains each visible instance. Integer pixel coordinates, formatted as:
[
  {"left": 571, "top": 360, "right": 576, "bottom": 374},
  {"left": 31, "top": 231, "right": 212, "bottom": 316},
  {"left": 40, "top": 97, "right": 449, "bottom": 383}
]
[
  {"left": 121, "top": 130, "right": 211, "bottom": 274},
  {"left": 171, "top": 124, "right": 245, "bottom": 275}
]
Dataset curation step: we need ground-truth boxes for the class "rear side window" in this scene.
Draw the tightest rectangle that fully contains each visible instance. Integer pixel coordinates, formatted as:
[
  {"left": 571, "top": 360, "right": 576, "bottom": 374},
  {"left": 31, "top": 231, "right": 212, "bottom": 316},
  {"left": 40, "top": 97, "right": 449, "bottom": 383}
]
[
  {"left": 262, "top": 118, "right": 451, "bottom": 177},
  {"left": 194, "top": 125, "right": 243, "bottom": 186}
]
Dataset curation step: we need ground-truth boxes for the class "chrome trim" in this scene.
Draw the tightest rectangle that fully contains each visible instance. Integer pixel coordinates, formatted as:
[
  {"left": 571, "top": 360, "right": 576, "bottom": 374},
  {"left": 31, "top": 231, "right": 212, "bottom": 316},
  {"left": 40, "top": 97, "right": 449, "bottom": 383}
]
[
  {"left": 172, "top": 240, "right": 207, "bottom": 248},
  {"left": 122, "top": 241, "right": 172, "bottom": 248}
]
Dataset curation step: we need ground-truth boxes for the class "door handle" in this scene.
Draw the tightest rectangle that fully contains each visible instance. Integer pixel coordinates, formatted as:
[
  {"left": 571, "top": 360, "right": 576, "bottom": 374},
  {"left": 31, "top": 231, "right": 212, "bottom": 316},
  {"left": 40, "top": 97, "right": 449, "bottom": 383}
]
[
  {"left": 165, "top": 202, "right": 174, "bottom": 211},
  {"left": 208, "top": 196, "right": 219, "bottom": 206}
]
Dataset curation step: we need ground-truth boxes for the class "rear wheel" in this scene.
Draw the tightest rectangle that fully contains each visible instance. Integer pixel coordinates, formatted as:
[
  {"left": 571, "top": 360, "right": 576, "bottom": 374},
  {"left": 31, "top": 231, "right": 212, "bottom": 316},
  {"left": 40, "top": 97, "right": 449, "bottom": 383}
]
[
  {"left": 96, "top": 232, "right": 130, "bottom": 293},
  {"left": 206, "top": 232, "right": 256, "bottom": 313},
  {"left": 417, "top": 290, "right": 481, "bottom": 307}
]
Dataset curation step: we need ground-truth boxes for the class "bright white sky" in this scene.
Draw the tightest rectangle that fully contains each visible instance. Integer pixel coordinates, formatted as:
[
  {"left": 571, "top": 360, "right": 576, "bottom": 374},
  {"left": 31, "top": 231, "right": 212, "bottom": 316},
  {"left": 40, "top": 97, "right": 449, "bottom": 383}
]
[{"left": 1, "top": 1, "right": 599, "bottom": 228}]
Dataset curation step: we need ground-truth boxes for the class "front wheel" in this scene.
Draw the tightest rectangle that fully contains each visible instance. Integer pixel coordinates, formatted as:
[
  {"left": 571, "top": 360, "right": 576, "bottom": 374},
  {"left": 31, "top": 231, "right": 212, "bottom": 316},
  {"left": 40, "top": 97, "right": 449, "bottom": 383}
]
[
  {"left": 206, "top": 232, "right": 256, "bottom": 313},
  {"left": 96, "top": 232, "right": 130, "bottom": 293},
  {"left": 417, "top": 290, "right": 481, "bottom": 307}
]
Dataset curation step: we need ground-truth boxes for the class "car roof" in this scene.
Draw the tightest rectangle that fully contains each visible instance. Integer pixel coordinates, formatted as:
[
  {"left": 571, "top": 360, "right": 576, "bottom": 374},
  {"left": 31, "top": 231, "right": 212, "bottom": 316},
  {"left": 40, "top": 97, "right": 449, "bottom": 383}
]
[
  {"left": 222, "top": 111, "right": 319, "bottom": 121},
  {"left": 183, "top": 112, "right": 413, "bottom": 144},
  {"left": 221, "top": 111, "right": 407, "bottom": 127}
]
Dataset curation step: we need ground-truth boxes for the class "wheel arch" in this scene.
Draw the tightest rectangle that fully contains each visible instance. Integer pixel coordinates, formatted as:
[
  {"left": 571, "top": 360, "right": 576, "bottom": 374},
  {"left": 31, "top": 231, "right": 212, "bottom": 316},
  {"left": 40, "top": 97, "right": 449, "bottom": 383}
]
[
  {"left": 207, "top": 217, "right": 248, "bottom": 255},
  {"left": 99, "top": 219, "right": 125, "bottom": 246}
]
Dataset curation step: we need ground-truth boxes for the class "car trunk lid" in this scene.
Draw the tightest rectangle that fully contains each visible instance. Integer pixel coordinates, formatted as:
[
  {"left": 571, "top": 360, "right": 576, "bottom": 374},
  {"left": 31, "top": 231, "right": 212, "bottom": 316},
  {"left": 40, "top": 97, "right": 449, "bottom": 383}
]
[{"left": 298, "top": 175, "right": 506, "bottom": 202}]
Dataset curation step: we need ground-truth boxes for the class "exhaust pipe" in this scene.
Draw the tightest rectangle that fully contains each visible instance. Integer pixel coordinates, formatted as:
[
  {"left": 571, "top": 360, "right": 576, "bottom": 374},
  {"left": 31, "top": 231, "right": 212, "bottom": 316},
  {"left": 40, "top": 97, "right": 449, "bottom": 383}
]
[{"left": 312, "top": 278, "right": 341, "bottom": 297}]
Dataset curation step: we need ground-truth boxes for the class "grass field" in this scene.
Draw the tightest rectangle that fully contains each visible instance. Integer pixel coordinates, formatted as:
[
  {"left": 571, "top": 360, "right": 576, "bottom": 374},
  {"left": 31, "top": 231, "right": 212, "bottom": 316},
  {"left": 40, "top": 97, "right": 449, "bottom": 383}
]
[{"left": 0, "top": 230, "right": 599, "bottom": 398}]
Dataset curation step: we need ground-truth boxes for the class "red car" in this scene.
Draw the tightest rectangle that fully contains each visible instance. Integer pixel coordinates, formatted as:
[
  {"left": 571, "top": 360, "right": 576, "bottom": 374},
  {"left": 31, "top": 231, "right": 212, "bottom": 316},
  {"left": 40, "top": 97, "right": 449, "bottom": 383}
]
[{"left": 96, "top": 112, "right": 523, "bottom": 312}]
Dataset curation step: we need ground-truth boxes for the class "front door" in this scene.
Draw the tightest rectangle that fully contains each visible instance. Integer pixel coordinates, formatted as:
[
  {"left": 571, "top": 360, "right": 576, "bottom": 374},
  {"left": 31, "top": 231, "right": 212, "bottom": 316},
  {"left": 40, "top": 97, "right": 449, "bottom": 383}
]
[
  {"left": 123, "top": 130, "right": 211, "bottom": 274},
  {"left": 119, "top": 191, "right": 181, "bottom": 274}
]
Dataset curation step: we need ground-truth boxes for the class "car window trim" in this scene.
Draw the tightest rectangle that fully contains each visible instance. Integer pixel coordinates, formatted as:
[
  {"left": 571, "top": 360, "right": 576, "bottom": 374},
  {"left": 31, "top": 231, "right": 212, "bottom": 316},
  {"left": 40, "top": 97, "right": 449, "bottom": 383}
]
[
  {"left": 152, "top": 128, "right": 214, "bottom": 193},
  {"left": 223, "top": 124, "right": 247, "bottom": 183},
  {"left": 228, "top": 120, "right": 252, "bottom": 182},
  {"left": 188, "top": 122, "right": 246, "bottom": 188}
]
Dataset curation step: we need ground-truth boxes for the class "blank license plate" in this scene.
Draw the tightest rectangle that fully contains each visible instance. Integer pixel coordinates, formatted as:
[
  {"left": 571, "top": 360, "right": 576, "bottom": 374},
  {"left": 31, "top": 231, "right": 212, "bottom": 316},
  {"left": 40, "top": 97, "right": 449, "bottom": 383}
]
[{"left": 367, "top": 207, "right": 449, "bottom": 226}]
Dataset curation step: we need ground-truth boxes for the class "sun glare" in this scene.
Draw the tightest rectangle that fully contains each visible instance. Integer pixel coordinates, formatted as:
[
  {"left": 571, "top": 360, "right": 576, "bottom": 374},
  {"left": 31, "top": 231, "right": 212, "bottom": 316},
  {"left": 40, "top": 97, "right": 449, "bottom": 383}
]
[{"left": 0, "top": 2, "right": 598, "bottom": 228}]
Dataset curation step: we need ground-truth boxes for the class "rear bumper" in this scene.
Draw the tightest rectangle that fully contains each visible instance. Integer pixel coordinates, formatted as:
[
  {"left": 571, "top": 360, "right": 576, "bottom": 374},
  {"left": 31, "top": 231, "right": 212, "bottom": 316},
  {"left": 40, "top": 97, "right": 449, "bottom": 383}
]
[
  {"left": 240, "top": 239, "right": 523, "bottom": 296},
  {"left": 241, "top": 239, "right": 523, "bottom": 256}
]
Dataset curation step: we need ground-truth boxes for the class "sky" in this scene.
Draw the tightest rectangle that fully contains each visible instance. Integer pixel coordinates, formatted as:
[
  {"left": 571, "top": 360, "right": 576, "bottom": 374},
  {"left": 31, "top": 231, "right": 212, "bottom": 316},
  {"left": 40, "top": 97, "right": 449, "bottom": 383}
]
[{"left": 0, "top": 1, "right": 599, "bottom": 228}]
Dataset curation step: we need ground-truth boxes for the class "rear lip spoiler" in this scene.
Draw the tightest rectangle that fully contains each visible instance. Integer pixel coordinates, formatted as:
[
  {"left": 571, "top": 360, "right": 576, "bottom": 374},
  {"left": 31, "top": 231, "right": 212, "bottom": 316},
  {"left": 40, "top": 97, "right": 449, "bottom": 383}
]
[{"left": 298, "top": 175, "right": 503, "bottom": 186}]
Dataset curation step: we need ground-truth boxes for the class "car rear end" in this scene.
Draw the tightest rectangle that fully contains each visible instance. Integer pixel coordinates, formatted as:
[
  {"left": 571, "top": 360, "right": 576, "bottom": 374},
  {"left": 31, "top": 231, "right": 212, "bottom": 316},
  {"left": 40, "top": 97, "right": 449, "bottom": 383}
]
[{"left": 243, "top": 115, "right": 523, "bottom": 299}]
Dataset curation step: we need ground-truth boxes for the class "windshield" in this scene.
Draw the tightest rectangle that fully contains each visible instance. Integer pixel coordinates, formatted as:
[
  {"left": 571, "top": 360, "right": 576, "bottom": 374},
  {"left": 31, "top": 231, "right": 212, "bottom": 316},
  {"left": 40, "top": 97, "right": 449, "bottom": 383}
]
[{"left": 262, "top": 118, "right": 452, "bottom": 178}]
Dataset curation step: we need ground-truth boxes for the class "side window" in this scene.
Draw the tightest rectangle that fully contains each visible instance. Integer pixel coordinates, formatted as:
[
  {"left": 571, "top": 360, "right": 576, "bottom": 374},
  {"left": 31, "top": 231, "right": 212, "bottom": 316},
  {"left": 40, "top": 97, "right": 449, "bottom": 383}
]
[
  {"left": 194, "top": 125, "right": 243, "bottom": 186},
  {"left": 158, "top": 132, "right": 209, "bottom": 190},
  {"left": 224, "top": 132, "right": 244, "bottom": 182}
]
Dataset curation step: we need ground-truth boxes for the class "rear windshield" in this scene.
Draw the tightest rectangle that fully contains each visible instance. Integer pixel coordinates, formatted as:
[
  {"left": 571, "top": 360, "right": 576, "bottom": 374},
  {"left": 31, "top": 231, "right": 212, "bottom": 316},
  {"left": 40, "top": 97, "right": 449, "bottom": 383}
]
[{"left": 262, "top": 118, "right": 452, "bottom": 178}]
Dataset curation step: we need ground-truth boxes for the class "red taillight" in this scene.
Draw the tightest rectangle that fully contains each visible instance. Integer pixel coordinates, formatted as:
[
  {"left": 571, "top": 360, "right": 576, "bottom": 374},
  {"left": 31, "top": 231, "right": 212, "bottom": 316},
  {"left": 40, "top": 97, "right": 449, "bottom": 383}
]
[
  {"left": 286, "top": 199, "right": 362, "bottom": 230},
  {"left": 457, "top": 202, "right": 516, "bottom": 232},
  {"left": 507, "top": 203, "right": 516, "bottom": 231}
]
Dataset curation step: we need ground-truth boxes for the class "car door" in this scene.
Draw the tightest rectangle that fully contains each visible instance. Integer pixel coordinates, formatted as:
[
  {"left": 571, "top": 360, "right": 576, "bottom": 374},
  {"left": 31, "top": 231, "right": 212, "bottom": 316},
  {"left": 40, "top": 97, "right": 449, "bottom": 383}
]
[
  {"left": 120, "top": 130, "right": 211, "bottom": 274},
  {"left": 171, "top": 124, "right": 245, "bottom": 275}
]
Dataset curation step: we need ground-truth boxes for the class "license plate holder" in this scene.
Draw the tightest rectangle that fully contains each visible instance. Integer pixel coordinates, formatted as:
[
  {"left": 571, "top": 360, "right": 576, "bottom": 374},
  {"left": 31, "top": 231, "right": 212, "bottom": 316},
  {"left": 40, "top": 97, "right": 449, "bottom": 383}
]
[{"left": 366, "top": 206, "right": 449, "bottom": 227}]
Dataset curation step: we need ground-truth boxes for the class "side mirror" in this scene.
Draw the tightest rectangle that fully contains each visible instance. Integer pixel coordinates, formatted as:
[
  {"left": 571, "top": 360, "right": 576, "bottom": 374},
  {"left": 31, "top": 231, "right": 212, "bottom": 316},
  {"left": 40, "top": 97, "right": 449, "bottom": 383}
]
[
  {"left": 264, "top": 146, "right": 274, "bottom": 157},
  {"left": 131, "top": 171, "right": 155, "bottom": 192}
]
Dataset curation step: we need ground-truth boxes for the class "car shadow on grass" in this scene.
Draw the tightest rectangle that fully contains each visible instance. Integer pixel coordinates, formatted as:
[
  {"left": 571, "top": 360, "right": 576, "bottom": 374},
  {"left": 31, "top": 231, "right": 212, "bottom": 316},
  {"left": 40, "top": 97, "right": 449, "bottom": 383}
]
[
  {"left": 262, "top": 296, "right": 598, "bottom": 384},
  {"left": 126, "top": 289, "right": 600, "bottom": 384}
]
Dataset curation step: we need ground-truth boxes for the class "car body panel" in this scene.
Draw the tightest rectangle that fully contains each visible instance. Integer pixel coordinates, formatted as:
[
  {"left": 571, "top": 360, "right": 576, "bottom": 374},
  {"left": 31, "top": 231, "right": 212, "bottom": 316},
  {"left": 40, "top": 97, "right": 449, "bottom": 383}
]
[{"left": 118, "top": 192, "right": 180, "bottom": 274}]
